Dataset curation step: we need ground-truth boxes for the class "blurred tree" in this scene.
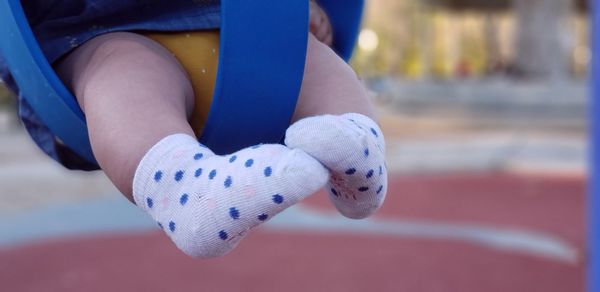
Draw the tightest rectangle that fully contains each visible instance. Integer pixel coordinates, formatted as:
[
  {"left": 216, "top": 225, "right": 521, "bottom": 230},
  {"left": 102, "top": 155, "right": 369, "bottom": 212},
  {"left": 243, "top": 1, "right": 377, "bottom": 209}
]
[
  {"left": 359, "top": 0, "right": 587, "bottom": 80},
  {"left": 427, "top": 0, "right": 510, "bottom": 11},
  {"left": 429, "top": 0, "right": 580, "bottom": 80},
  {"left": 427, "top": 0, "right": 586, "bottom": 14},
  {"left": 0, "top": 84, "right": 13, "bottom": 106},
  {"left": 512, "top": 0, "right": 574, "bottom": 80},
  {"left": 483, "top": 12, "right": 502, "bottom": 74}
]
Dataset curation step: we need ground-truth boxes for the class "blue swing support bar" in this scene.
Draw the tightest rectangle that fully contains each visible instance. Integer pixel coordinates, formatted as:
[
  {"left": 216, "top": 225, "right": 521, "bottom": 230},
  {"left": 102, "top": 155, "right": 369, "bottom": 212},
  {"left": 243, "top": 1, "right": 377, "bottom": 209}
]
[
  {"left": 592, "top": 0, "right": 599, "bottom": 290},
  {"left": 0, "top": 0, "right": 364, "bottom": 163}
]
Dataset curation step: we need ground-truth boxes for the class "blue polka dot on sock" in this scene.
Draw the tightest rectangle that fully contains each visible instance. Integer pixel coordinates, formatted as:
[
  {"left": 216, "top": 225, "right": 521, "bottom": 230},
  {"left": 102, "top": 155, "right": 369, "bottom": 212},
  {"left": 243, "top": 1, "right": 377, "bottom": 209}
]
[
  {"left": 245, "top": 159, "right": 254, "bottom": 167},
  {"left": 258, "top": 214, "right": 269, "bottom": 221},
  {"left": 264, "top": 167, "right": 272, "bottom": 177},
  {"left": 376, "top": 185, "right": 383, "bottom": 194},
  {"left": 272, "top": 194, "right": 284, "bottom": 204},
  {"left": 169, "top": 221, "right": 176, "bottom": 232},
  {"left": 224, "top": 176, "right": 232, "bottom": 188},
  {"left": 345, "top": 168, "right": 356, "bottom": 175},
  {"left": 379, "top": 165, "right": 383, "bottom": 175},
  {"left": 366, "top": 169, "right": 374, "bottom": 178},
  {"left": 229, "top": 207, "right": 240, "bottom": 219},
  {"left": 157, "top": 222, "right": 163, "bottom": 229},
  {"left": 371, "top": 128, "right": 379, "bottom": 137},
  {"left": 364, "top": 148, "right": 370, "bottom": 157},
  {"left": 154, "top": 171, "right": 163, "bottom": 182},
  {"left": 174, "top": 170, "right": 184, "bottom": 182},
  {"left": 219, "top": 230, "right": 229, "bottom": 240},
  {"left": 195, "top": 168, "right": 203, "bottom": 178},
  {"left": 209, "top": 169, "right": 217, "bottom": 180},
  {"left": 146, "top": 198, "right": 153, "bottom": 209},
  {"left": 180, "top": 194, "right": 189, "bottom": 205},
  {"left": 331, "top": 188, "right": 339, "bottom": 197},
  {"left": 358, "top": 186, "right": 369, "bottom": 192},
  {"left": 348, "top": 119, "right": 364, "bottom": 130},
  {"left": 194, "top": 153, "right": 203, "bottom": 160},
  {"left": 229, "top": 155, "right": 237, "bottom": 163}
]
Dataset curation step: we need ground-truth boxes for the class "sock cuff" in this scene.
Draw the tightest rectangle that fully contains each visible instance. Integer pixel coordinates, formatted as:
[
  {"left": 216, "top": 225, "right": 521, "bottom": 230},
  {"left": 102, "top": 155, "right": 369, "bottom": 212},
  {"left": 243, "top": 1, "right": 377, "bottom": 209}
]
[{"left": 132, "top": 133, "right": 198, "bottom": 205}]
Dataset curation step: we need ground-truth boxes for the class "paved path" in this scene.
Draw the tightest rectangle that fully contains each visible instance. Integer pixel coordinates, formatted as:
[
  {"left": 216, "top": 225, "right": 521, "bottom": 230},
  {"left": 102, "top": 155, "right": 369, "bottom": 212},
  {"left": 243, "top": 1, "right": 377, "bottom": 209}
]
[{"left": 0, "top": 173, "right": 585, "bottom": 292}]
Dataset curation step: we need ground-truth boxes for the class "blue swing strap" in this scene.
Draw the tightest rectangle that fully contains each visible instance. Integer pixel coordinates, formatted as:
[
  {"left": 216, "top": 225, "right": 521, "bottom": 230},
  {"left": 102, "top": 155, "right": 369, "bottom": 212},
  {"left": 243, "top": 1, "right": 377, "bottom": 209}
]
[
  {"left": 0, "top": 0, "right": 364, "bottom": 164},
  {"left": 201, "top": 0, "right": 365, "bottom": 154},
  {"left": 320, "top": 0, "right": 365, "bottom": 62},
  {"left": 199, "top": 0, "right": 309, "bottom": 154}
]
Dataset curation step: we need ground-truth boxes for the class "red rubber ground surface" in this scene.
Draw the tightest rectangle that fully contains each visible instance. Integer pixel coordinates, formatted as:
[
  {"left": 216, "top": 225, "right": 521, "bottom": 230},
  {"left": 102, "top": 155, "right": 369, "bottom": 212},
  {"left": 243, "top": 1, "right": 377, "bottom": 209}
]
[{"left": 0, "top": 173, "right": 585, "bottom": 292}]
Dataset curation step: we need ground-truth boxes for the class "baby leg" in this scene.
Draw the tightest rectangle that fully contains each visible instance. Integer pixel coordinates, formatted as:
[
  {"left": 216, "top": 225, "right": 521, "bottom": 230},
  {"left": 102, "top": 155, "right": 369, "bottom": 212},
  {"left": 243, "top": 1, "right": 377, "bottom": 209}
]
[
  {"left": 55, "top": 32, "right": 328, "bottom": 257},
  {"left": 286, "top": 34, "right": 388, "bottom": 219}
]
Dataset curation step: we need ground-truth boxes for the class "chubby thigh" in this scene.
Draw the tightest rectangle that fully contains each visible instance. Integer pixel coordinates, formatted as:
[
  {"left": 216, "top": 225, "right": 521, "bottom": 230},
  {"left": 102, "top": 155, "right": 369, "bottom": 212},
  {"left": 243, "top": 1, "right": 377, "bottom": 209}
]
[
  {"left": 50, "top": 30, "right": 373, "bottom": 198},
  {"left": 53, "top": 31, "right": 198, "bottom": 198},
  {"left": 54, "top": 31, "right": 371, "bottom": 139}
]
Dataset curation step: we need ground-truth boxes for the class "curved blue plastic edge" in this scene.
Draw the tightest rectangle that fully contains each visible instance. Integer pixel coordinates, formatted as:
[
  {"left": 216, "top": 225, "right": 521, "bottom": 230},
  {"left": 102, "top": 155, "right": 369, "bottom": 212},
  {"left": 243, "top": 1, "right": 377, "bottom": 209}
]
[
  {"left": 0, "top": 0, "right": 97, "bottom": 165},
  {"left": 320, "top": 0, "right": 365, "bottom": 62},
  {"left": 591, "top": 0, "right": 599, "bottom": 291},
  {"left": 0, "top": 0, "right": 362, "bottom": 160},
  {"left": 199, "top": 0, "right": 310, "bottom": 154}
]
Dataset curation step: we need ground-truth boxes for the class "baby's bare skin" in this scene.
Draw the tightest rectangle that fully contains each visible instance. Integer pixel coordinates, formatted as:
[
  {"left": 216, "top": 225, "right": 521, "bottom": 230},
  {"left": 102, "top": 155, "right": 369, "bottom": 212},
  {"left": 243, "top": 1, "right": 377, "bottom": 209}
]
[
  {"left": 54, "top": 6, "right": 375, "bottom": 200},
  {"left": 309, "top": 0, "right": 333, "bottom": 46}
]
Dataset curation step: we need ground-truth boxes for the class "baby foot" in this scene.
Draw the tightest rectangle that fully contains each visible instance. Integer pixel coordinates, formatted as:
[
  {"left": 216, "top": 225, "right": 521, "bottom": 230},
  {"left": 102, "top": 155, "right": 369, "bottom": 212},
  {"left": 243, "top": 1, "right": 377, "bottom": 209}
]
[
  {"left": 133, "top": 134, "right": 328, "bottom": 258},
  {"left": 285, "top": 113, "right": 388, "bottom": 219}
]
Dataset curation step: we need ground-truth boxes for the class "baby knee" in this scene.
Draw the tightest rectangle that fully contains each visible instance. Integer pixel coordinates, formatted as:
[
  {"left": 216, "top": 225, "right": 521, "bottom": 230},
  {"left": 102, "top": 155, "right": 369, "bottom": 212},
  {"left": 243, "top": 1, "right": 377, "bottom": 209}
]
[{"left": 77, "top": 31, "right": 193, "bottom": 101}]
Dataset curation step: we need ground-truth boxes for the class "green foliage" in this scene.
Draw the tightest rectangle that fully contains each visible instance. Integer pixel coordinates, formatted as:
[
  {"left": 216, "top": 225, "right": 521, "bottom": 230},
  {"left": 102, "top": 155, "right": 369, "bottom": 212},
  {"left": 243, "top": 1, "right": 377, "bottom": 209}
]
[{"left": 0, "top": 83, "right": 16, "bottom": 108}]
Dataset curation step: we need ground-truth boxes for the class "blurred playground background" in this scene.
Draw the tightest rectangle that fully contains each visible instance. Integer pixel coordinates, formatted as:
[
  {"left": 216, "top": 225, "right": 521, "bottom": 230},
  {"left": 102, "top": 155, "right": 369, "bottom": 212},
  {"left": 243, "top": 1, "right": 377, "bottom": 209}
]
[{"left": 0, "top": 0, "right": 590, "bottom": 291}]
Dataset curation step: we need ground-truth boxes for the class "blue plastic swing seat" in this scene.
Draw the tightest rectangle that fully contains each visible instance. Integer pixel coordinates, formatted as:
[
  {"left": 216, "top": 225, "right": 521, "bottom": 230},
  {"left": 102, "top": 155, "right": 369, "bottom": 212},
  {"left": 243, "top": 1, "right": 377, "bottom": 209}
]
[{"left": 0, "top": 0, "right": 364, "bottom": 166}]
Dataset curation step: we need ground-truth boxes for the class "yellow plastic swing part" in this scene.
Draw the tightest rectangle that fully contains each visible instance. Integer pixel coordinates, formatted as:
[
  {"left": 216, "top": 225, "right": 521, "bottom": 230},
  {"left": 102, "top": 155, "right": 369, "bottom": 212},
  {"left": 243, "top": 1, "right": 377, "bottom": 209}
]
[{"left": 142, "top": 30, "right": 220, "bottom": 137}]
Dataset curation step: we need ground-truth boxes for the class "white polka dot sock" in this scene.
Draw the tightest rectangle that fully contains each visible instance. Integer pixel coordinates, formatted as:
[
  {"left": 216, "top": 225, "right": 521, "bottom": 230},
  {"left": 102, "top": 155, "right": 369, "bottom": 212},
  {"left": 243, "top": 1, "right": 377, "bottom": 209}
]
[
  {"left": 285, "top": 113, "right": 388, "bottom": 219},
  {"left": 132, "top": 134, "right": 329, "bottom": 258}
]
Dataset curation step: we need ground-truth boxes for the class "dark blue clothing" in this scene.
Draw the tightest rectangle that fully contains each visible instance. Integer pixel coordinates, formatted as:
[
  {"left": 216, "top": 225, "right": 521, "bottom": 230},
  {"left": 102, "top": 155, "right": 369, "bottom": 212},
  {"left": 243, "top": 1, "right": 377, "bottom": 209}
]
[{"left": 0, "top": 0, "right": 221, "bottom": 170}]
